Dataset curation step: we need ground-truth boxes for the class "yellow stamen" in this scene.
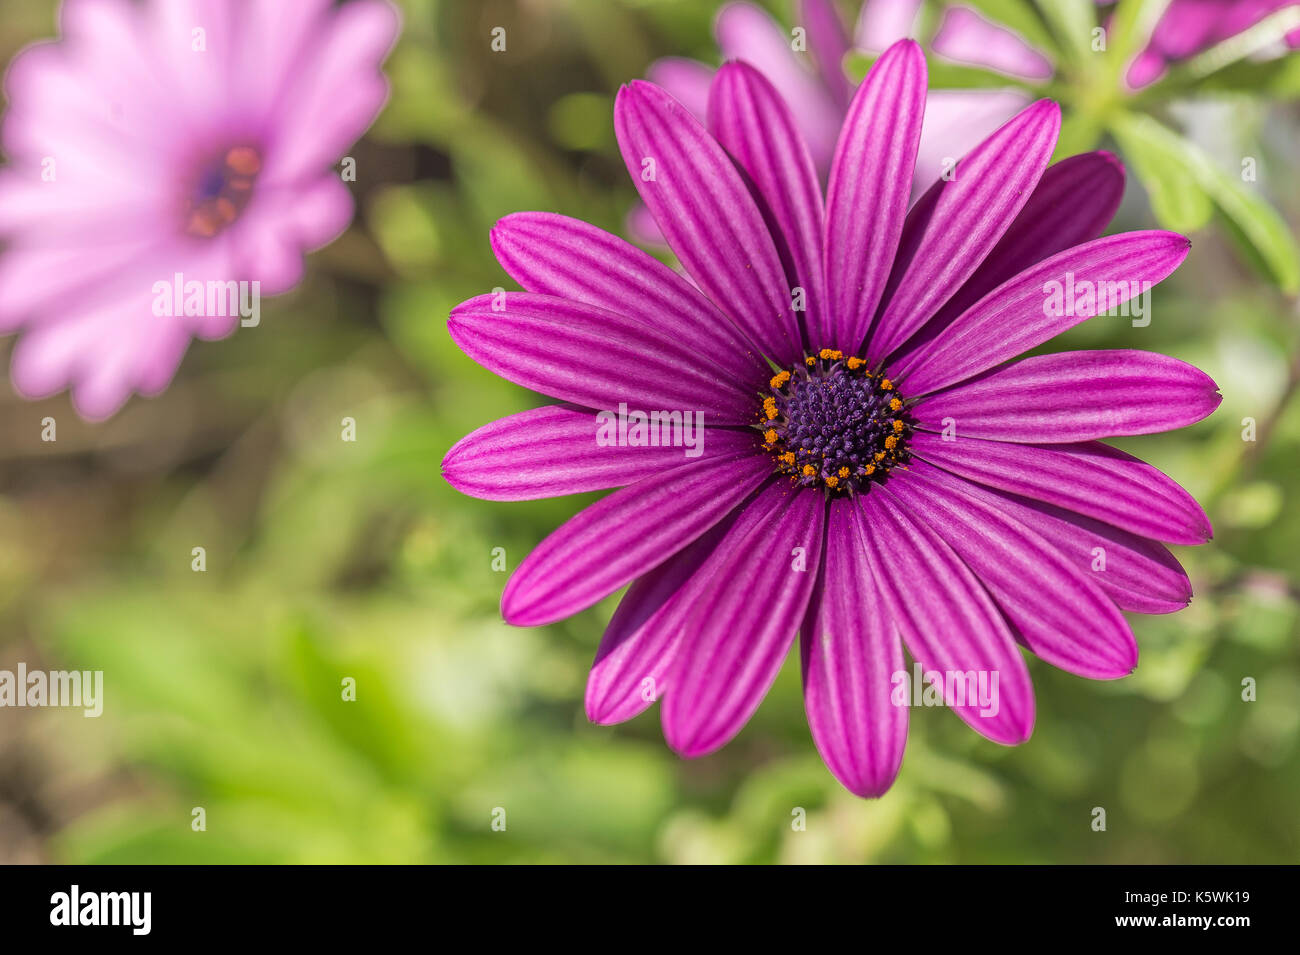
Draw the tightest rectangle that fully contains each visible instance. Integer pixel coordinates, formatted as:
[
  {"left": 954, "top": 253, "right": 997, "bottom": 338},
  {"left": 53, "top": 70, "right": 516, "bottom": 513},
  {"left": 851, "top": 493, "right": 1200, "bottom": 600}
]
[
  {"left": 770, "top": 371, "right": 791, "bottom": 389},
  {"left": 889, "top": 398, "right": 902, "bottom": 412},
  {"left": 879, "top": 378, "right": 893, "bottom": 390},
  {"left": 764, "top": 429, "right": 778, "bottom": 445}
]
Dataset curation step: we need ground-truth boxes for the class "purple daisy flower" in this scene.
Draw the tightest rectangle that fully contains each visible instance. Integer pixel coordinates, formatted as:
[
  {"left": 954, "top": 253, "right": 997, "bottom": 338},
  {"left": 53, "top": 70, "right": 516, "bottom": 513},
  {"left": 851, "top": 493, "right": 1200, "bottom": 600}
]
[
  {"left": 0, "top": 0, "right": 399, "bottom": 419},
  {"left": 443, "top": 39, "right": 1220, "bottom": 796}
]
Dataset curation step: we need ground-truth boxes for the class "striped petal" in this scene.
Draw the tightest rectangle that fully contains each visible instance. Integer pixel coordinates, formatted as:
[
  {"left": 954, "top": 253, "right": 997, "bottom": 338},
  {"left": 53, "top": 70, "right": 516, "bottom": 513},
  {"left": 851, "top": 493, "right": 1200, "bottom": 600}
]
[
  {"left": 443, "top": 404, "right": 752, "bottom": 501},
  {"left": 823, "top": 39, "right": 926, "bottom": 353},
  {"left": 501, "top": 448, "right": 770, "bottom": 627},
  {"left": 585, "top": 510, "right": 744, "bottom": 725},
  {"left": 615, "top": 79, "right": 804, "bottom": 363},
  {"left": 892, "top": 150, "right": 1125, "bottom": 361},
  {"left": 709, "top": 61, "right": 826, "bottom": 349},
  {"left": 662, "top": 482, "right": 825, "bottom": 757},
  {"left": 862, "top": 489, "right": 1034, "bottom": 744},
  {"left": 802, "top": 495, "right": 908, "bottom": 797},
  {"left": 897, "top": 231, "right": 1192, "bottom": 396},
  {"left": 448, "top": 292, "right": 754, "bottom": 423},
  {"left": 866, "top": 99, "right": 1061, "bottom": 361},
  {"left": 914, "top": 349, "right": 1222, "bottom": 443},
  {"left": 911, "top": 431, "right": 1212, "bottom": 545},
  {"left": 904, "top": 465, "right": 1192, "bottom": 614},
  {"left": 890, "top": 464, "right": 1138, "bottom": 679},
  {"left": 490, "top": 212, "right": 766, "bottom": 383}
]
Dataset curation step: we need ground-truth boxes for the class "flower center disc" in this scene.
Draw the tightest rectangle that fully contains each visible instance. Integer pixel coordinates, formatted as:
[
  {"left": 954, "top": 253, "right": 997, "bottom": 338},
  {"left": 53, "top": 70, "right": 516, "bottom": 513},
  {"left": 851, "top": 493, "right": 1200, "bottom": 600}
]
[
  {"left": 759, "top": 350, "right": 912, "bottom": 492},
  {"left": 183, "top": 145, "right": 262, "bottom": 238}
]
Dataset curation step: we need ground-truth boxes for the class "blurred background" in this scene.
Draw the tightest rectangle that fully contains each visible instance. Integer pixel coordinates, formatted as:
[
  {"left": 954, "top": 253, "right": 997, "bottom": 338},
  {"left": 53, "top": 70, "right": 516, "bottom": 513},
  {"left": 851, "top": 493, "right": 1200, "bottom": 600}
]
[{"left": 0, "top": 0, "right": 1297, "bottom": 863}]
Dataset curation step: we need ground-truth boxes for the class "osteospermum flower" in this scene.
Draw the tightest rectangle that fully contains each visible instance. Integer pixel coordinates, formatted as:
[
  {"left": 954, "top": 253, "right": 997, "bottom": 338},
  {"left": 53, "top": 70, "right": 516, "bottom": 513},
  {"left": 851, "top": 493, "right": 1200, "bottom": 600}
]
[
  {"left": 0, "top": 0, "right": 399, "bottom": 419},
  {"left": 443, "top": 39, "right": 1220, "bottom": 796}
]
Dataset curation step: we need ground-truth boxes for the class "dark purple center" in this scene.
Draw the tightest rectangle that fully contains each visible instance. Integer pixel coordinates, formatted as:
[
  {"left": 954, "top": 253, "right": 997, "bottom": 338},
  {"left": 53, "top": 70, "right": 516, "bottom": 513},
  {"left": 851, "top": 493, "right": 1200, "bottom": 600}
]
[{"left": 759, "top": 351, "right": 912, "bottom": 492}]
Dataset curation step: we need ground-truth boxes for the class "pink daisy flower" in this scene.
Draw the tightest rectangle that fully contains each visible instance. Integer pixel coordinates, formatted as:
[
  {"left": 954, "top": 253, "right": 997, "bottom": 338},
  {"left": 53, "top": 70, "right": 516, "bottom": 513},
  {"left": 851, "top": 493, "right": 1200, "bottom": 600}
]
[
  {"left": 0, "top": 0, "right": 400, "bottom": 419},
  {"left": 444, "top": 40, "right": 1221, "bottom": 796}
]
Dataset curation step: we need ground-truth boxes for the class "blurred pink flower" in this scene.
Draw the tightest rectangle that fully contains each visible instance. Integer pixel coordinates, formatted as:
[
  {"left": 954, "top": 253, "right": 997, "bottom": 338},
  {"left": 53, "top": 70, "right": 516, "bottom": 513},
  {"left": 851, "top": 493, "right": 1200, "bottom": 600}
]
[
  {"left": 1126, "top": 0, "right": 1300, "bottom": 87},
  {"left": 632, "top": 0, "right": 1033, "bottom": 243},
  {"left": 0, "top": 0, "right": 400, "bottom": 419}
]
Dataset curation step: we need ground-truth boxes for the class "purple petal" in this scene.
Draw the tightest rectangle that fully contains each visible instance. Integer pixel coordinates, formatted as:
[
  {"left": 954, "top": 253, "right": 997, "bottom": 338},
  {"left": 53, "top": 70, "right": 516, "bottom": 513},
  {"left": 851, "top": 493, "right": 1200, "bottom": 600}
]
[
  {"left": 443, "top": 404, "right": 753, "bottom": 501},
  {"left": 448, "top": 292, "right": 754, "bottom": 423},
  {"left": 501, "top": 449, "right": 771, "bottom": 627},
  {"left": 914, "top": 349, "right": 1222, "bottom": 443},
  {"left": 615, "top": 80, "right": 804, "bottom": 363},
  {"left": 802, "top": 496, "right": 907, "bottom": 796},
  {"left": 645, "top": 57, "right": 714, "bottom": 121},
  {"left": 861, "top": 489, "right": 1035, "bottom": 744},
  {"left": 889, "top": 464, "right": 1138, "bottom": 679},
  {"left": 714, "top": 1, "right": 843, "bottom": 169},
  {"left": 797, "top": 0, "right": 853, "bottom": 108},
  {"left": 824, "top": 39, "right": 927, "bottom": 354},
  {"left": 893, "top": 150, "right": 1126, "bottom": 359},
  {"left": 931, "top": 7, "right": 1054, "bottom": 80},
  {"left": 866, "top": 99, "right": 1061, "bottom": 361},
  {"left": 910, "top": 431, "right": 1213, "bottom": 545},
  {"left": 854, "top": 0, "right": 922, "bottom": 49},
  {"left": 907, "top": 467, "right": 1192, "bottom": 614},
  {"left": 491, "top": 212, "right": 767, "bottom": 382},
  {"left": 896, "top": 231, "right": 1192, "bottom": 396},
  {"left": 662, "top": 482, "right": 825, "bottom": 757},
  {"left": 585, "top": 511, "right": 742, "bottom": 725},
  {"left": 709, "top": 61, "right": 826, "bottom": 350}
]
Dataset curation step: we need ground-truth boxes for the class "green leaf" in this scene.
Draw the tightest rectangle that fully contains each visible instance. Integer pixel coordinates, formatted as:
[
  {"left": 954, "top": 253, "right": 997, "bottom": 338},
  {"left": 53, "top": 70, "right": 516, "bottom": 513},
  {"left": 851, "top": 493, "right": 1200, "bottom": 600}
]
[
  {"left": 1034, "top": 0, "right": 1097, "bottom": 66},
  {"left": 1110, "top": 112, "right": 1213, "bottom": 232},
  {"left": 1111, "top": 112, "right": 1300, "bottom": 293}
]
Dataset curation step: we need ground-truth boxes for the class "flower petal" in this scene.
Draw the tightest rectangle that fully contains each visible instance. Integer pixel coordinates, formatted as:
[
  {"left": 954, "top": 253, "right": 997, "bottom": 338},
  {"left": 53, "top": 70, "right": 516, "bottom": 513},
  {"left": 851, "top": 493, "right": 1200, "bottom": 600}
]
[
  {"left": 892, "top": 150, "right": 1125, "bottom": 359},
  {"left": 442, "top": 404, "right": 747, "bottom": 501},
  {"left": 907, "top": 464, "right": 1191, "bottom": 614},
  {"left": 910, "top": 431, "right": 1212, "bottom": 545},
  {"left": 861, "top": 489, "right": 1034, "bottom": 744},
  {"left": 448, "top": 292, "right": 754, "bottom": 423},
  {"left": 614, "top": 80, "right": 804, "bottom": 363},
  {"left": 797, "top": 0, "right": 853, "bottom": 109},
  {"left": 490, "top": 212, "right": 766, "bottom": 383},
  {"left": 823, "top": 39, "right": 926, "bottom": 354},
  {"left": 662, "top": 482, "right": 825, "bottom": 756},
  {"left": 931, "top": 7, "right": 1054, "bottom": 80},
  {"left": 714, "top": 1, "right": 843, "bottom": 168},
  {"left": 865, "top": 98, "right": 1060, "bottom": 361},
  {"left": 585, "top": 510, "right": 743, "bottom": 725},
  {"left": 890, "top": 463, "right": 1138, "bottom": 679},
  {"left": 501, "top": 449, "right": 771, "bottom": 627},
  {"left": 914, "top": 349, "right": 1222, "bottom": 443},
  {"left": 709, "top": 61, "right": 826, "bottom": 349},
  {"left": 802, "top": 496, "right": 907, "bottom": 797},
  {"left": 897, "top": 231, "right": 1192, "bottom": 396}
]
